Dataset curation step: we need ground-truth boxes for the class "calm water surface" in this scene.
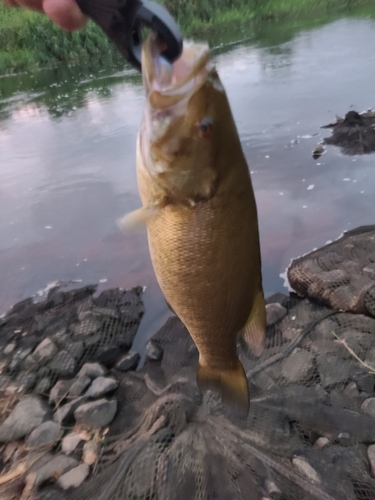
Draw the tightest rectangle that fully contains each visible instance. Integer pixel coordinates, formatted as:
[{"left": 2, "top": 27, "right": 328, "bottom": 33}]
[{"left": 1, "top": 10, "right": 375, "bottom": 351}]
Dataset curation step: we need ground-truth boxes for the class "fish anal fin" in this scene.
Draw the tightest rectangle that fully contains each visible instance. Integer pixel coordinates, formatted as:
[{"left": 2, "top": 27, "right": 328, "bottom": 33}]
[
  {"left": 117, "top": 203, "right": 165, "bottom": 232},
  {"left": 240, "top": 289, "right": 266, "bottom": 357},
  {"left": 197, "top": 359, "right": 249, "bottom": 418}
]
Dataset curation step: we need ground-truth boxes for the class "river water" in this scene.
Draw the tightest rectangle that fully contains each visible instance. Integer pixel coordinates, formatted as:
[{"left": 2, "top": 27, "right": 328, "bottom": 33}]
[{"left": 1, "top": 8, "right": 375, "bottom": 351}]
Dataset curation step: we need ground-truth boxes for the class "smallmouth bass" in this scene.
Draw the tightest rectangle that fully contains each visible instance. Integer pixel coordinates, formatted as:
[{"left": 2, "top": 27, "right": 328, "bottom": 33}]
[{"left": 120, "top": 36, "right": 266, "bottom": 417}]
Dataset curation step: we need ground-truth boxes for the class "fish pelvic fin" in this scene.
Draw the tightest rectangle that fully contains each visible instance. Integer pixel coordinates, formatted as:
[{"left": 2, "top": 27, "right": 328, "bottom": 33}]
[
  {"left": 240, "top": 289, "right": 266, "bottom": 357},
  {"left": 197, "top": 359, "right": 249, "bottom": 418},
  {"left": 117, "top": 205, "right": 160, "bottom": 232}
]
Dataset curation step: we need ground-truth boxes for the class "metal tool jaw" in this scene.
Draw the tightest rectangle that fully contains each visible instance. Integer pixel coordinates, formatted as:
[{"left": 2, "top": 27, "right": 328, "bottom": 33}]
[{"left": 76, "top": 0, "right": 183, "bottom": 71}]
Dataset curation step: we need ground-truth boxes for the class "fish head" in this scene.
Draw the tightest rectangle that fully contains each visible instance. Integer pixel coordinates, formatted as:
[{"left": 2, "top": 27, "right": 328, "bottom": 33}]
[{"left": 139, "top": 35, "right": 234, "bottom": 203}]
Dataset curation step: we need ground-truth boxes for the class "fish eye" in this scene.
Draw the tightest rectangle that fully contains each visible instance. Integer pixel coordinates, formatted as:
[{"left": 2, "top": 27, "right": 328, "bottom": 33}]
[{"left": 197, "top": 117, "right": 213, "bottom": 138}]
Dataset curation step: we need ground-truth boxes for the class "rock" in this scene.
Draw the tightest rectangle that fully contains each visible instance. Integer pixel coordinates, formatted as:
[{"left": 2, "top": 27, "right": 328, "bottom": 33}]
[
  {"left": 58, "top": 463, "right": 90, "bottom": 490},
  {"left": 0, "top": 397, "right": 48, "bottom": 441},
  {"left": 53, "top": 396, "right": 86, "bottom": 425},
  {"left": 281, "top": 348, "right": 315, "bottom": 383},
  {"left": 33, "top": 338, "right": 58, "bottom": 362},
  {"left": 72, "top": 314, "right": 102, "bottom": 337},
  {"left": 50, "top": 350, "right": 77, "bottom": 377},
  {"left": 266, "top": 303, "right": 287, "bottom": 326},
  {"left": 74, "top": 399, "right": 117, "bottom": 428},
  {"left": 35, "top": 377, "right": 52, "bottom": 395},
  {"left": 96, "top": 346, "right": 122, "bottom": 368},
  {"left": 85, "top": 377, "right": 118, "bottom": 398},
  {"left": 337, "top": 432, "right": 352, "bottom": 446},
  {"left": 4, "top": 343, "right": 16, "bottom": 355},
  {"left": 66, "top": 341, "right": 84, "bottom": 360},
  {"left": 145, "top": 340, "right": 163, "bottom": 361},
  {"left": 264, "top": 479, "right": 281, "bottom": 498},
  {"left": 361, "top": 398, "right": 375, "bottom": 418},
  {"left": 292, "top": 457, "right": 321, "bottom": 483},
  {"left": 115, "top": 351, "right": 140, "bottom": 372},
  {"left": 49, "top": 379, "right": 73, "bottom": 405},
  {"left": 368, "top": 445, "right": 375, "bottom": 476},
  {"left": 314, "top": 437, "right": 330, "bottom": 448},
  {"left": 316, "top": 355, "right": 351, "bottom": 388},
  {"left": 77, "top": 362, "right": 106, "bottom": 379},
  {"left": 15, "top": 371, "right": 36, "bottom": 393},
  {"left": 83, "top": 440, "right": 98, "bottom": 465},
  {"left": 61, "top": 433, "right": 82, "bottom": 455},
  {"left": 26, "top": 421, "right": 63, "bottom": 449},
  {"left": 8, "top": 347, "right": 33, "bottom": 371},
  {"left": 354, "top": 373, "right": 375, "bottom": 393},
  {"left": 68, "top": 375, "right": 92, "bottom": 398},
  {"left": 29, "top": 454, "right": 78, "bottom": 487}
]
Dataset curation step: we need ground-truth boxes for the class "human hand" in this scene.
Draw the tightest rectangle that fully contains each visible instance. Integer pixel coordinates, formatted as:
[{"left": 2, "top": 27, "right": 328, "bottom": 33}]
[{"left": 3, "top": 0, "right": 88, "bottom": 31}]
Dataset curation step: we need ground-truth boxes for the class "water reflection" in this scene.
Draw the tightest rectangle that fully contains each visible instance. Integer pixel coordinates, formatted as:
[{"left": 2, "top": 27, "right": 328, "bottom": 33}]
[{"left": 1, "top": 9, "right": 375, "bottom": 350}]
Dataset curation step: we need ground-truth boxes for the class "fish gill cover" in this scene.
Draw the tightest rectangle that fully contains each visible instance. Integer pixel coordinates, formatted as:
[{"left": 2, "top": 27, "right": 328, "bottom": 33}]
[{"left": 0, "top": 227, "right": 375, "bottom": 498}]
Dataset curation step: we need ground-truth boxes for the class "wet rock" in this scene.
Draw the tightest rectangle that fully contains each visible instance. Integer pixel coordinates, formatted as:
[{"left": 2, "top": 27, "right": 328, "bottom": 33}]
[
  {"left": 3, "top": 343, "right": 16, "bottom": 355},
  {"left": 72, "top": 313, "right": 102, "bottom": 337},
  {"left": 0, "top": 397, "right": 48, "bottom": 441},
  {"left": 33, "top": 338, "right": 58, "bottom": 362},
  {"left": 314, "top": 437, "right": 330, "bottom": 448},
  {"left": 115, "top": 351, "right": 140, "bottom": 372},
  {"left": 53, "top": 396, "right": 87, "bottom": 425},
  {"left": 50, "top": 350, "right": 76, "bottom": 377},
  {"left": 368, "top": 445, "right": 375, "bottom": 476},
  {"left": 85, "top": 376, "right": 118, "bottom": 398},
  {"left": 26, "top": 421, "right": 63, "bottom": 449},
  {"left": 58, "top": 463, "right": 90, "bottom": 490},
  {"left": 74, "top": 398, "right": 117, "bottom": 428},
  {"left": 146, "top": 340, "right": 163, "bottom": 361},
  {"left": 68, "top": 375, "right": 92, "bottom": 398},
  {"left": 35, "top": 377, "right": 52, "bottom": 395},
  {"left": 292, "top": 457, "right": 321, "bottom": 483},
  {"left": 281, "top": 348, "right": 314, "bottom": 383},
  {"left": 361, "top": 398, "right": 375, "bottom": 418},
  {"left": 78, "top": 362, "right": 106, "bottom": 379},
  {"left": 266, "top": 303, "right": 287, "bottom": 326},
  {"left": 49, "top": 379, "right": 73, "bottom": 405},
  {"left": 29, "top": 454, "right": 78, "bottom": 487},
  {"left": 15, "top": 371, "right": 36, "bottom": 393},
  {"left": 61, "top": 433, "right": 82, "bottom": 455},
  {"left": 316, "top": 355, "right": 350, "bottom": 388},
  {"left": 312, "top": 143, "right": 324, "bottom": 159}
]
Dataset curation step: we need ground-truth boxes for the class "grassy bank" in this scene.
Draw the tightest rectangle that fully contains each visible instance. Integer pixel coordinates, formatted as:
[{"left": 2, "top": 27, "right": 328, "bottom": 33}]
[{"left": 0, "top": 0, "right": 372, "bottom": 74}]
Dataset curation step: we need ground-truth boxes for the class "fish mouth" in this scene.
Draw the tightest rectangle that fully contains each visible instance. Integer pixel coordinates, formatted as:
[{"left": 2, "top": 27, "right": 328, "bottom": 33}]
[{"left": 142, "top": 35, "right": 210, "bottom": 108}]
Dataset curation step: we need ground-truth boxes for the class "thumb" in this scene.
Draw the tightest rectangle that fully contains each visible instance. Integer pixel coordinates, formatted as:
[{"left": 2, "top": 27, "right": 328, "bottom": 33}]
[{"left": 42, "top": 0, "right": 88, "bottom": 31}]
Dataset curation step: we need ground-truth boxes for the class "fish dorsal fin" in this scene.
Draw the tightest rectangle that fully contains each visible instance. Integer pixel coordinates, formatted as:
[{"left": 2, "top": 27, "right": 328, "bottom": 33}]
[{"left": 239, "top": 289, "right": 266, "bottom": 357}]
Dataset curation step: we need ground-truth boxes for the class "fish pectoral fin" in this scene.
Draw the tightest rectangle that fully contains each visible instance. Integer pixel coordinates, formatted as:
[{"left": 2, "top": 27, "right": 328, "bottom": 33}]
[
  {"left": 117, "top": 203, "right": 164, "bottom": 232},
  {"left": 197, "top": 359, "right": 249, "bottom": 418},
  {"left": 240, "top": 289, "right": 266, "bottom": 357}
]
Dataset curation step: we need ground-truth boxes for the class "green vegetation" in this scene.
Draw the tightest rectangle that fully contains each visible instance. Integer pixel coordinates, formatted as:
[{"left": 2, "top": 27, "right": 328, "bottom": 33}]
[{"left": 0, "top": 0, "right": 373, "bottom": 74}]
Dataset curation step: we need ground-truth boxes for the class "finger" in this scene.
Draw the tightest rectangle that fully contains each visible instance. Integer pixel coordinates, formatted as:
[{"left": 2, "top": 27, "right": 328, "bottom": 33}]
[
  {"left": 9, "top": 0, "right": 44, "bottom": 11},
  {"left": 42, "top": 0, "right": 88, "bottom": 31}
]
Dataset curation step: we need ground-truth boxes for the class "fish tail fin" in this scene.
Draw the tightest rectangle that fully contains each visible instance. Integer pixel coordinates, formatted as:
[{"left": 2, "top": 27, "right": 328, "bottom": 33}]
[
  {"left": 197, "top": 359, "right": 249, "bottom": 418},
  {"left": 117, "top": 206, "right": 160, "bottom": 232},
  {"left": 240, "top": 289, "right": 266, "bottom": 357}
]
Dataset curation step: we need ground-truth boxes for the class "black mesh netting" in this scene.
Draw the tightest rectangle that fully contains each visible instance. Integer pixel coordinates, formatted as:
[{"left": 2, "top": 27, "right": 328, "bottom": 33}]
[{"left": 0, "top": 226, "right": 375, "bottom": 499}]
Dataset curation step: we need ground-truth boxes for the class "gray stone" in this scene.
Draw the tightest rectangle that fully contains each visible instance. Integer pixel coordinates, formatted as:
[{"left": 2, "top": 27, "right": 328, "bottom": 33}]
[
  {"left": 368, "top": 444, "right": 375, "bottom": 476},
  {"left": 53, "top": 397, "right": 86, "bottom": 425},
  {"left": 50, "top": 350, "right": 76, "bottom": 377},
  {"left": 33, "top": 338, "right": 58, "bottom": 362},
  {"left": 145, "top": 340, "right": 163, "bottom": 361},
  {"left": 29, "top": 454, "right": 78, "bottom": 487},
  {"left": 354, "top": 373, "right": 375, "bottom": 393},
  {"left": 292, "top": 457, "right": 321, "bottom": 483},
  {"left": 281, "top": 348, "right": 315, "bottom": 383},
  {"left": 266, "top": 303, "right": 287, "bottom": 326},
  {"left": 92, "top": 307, "right": 120, "bottom": 319},
  {"left": 72, "top": 313, "right": 102, "bottom": 336},
  {"left": 317, "top": 355, "right": 351, "bottom": 388},
  {"left": 361, "top": 398, "right": 375, "bottom": 418},
  {"left": 49, "top": 379, "right": 73, "bottom": 405},
  {"left": 68, "top": 375, "right": 92, "bottom": 398},
  {"left": 26, "top": 421, "right": 63, "bottom": 449},
  {"left": 77, "top": 362, "right": 106, "bottom": 379},
  {"left": 15, "top": 371, "right": 36, "bottom": 393},
  {"left": 0, "top": 397, "right": 48, "bottom": 441},
  {"left": 66, "top": 341, "right": 84, "bottom": 360},
  {"left": 4, "top": 343, "right": 16, "bottom": 355},
  {"left": 35, "top": 377, "right": 52, "bottom": 395},
  {"left": 58, "top": 463, "right": 90, "bottom": 490},
  {"left": 74, "top": 399, "right": 117, "bottom": 429},
  {"left": 314, "top": 437, "right": 330, "bottom": 448},
  {"left": 61, "top": 433, "right": 82, "bottom": 455},
  {"left": 115, "top": 351, "right": 140, "bottom": 372},
  {"left": 8, "top": 347, "right": 33, "bottom": 370},
  {"left": 363, "top": 264, "right": 375, "bottom": 280},
  {"left": 85, "top": 377, "right": 118, "bottom": 398}
]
